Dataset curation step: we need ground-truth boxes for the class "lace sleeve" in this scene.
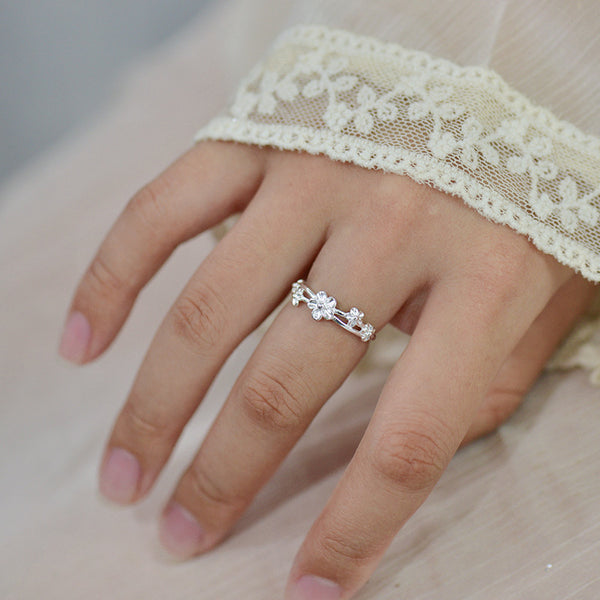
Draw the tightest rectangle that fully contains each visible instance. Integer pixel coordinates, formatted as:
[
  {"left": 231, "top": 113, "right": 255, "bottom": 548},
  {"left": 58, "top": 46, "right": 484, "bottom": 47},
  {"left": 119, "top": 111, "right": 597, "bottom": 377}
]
[{"left": 195, "top": 7, "right": 600, "bottom": 386}]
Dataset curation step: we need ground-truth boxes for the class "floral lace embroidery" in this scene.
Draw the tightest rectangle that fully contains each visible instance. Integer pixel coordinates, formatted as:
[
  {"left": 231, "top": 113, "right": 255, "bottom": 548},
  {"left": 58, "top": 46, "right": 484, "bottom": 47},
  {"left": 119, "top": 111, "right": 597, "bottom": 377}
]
[{"left": 196, "top": 25, "right": 600, "bottom": 282}]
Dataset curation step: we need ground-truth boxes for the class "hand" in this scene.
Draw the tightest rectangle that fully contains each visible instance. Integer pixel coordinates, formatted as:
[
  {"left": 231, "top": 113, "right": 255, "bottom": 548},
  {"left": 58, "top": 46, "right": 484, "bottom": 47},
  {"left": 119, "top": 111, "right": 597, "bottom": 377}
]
[{"left": 60, "top": 141, "right": 597, "bottom": 599}]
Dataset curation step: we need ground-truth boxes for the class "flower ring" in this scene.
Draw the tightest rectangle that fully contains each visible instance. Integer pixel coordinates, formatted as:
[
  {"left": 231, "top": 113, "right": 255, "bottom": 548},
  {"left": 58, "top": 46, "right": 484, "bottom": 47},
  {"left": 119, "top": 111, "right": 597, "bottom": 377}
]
[{"left": 290, "top": 280, "right": 376, "bottom": 342}]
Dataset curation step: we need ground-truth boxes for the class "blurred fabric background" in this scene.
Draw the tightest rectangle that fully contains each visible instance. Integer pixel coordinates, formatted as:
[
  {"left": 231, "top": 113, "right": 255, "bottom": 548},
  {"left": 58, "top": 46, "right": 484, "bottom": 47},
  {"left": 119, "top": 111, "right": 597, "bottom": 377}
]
[{"left": 0, "top": 0, "right": 214, "bottom": 185}]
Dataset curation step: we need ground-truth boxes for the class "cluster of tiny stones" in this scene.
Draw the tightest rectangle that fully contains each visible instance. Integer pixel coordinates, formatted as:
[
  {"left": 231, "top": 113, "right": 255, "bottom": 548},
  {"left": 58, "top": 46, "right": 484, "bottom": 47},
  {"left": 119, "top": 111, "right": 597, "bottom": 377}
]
[{"left": 291, "top": 280, "right": 376, "bottom": 342}]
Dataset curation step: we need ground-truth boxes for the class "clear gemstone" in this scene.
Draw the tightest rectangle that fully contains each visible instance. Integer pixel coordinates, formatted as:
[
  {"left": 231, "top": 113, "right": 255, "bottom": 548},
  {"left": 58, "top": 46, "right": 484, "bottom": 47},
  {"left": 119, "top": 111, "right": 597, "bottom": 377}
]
[
  {"left": 291, "top": 283, "right": 305, "bottom": 306},
  {"left": 307, "top": 290, "right": 337, "bottom": 320},
  {"left": 346, "top": 307, "right": 364, "bottom": 328},
  {"left": 360, "top": 323, "right": 374, "bottom": 341}
]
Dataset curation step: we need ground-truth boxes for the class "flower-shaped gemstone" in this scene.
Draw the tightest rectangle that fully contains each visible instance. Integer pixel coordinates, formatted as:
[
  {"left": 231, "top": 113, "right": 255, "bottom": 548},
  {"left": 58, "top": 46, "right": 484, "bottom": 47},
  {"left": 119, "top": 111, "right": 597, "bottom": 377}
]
[
  {"left": 307, "top": 291, "right": 337, "bottom": 320},
  {"left": 360, "top": 323, "right": 375, "bottom": 342},
  {"left": 291, "top": 283, "right": 306, "bottom": 306},
  {"left": 346, "top": 307, "right": 364, "bottom": 328}
]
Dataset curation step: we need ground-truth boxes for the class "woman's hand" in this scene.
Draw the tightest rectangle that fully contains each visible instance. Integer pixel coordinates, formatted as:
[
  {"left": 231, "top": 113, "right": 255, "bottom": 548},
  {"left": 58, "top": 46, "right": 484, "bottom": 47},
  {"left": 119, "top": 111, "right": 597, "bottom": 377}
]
[{"left": 59, "top": 141, "right": 597, "bottom": 600}]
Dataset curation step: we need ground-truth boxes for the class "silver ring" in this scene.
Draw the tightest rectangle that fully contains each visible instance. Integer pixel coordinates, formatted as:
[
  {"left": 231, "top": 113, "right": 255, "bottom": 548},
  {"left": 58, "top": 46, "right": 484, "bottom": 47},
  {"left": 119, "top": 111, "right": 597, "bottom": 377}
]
[{"left": 290, "top": 279, "right": 376, "bottom": 342}]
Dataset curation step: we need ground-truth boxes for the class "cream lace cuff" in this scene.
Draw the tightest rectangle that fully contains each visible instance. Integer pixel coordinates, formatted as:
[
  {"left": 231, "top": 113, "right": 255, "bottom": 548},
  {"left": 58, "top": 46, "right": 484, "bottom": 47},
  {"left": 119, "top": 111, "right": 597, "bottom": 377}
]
[{"left": 195, "top": 24, "right": 600, "bottom": 385}]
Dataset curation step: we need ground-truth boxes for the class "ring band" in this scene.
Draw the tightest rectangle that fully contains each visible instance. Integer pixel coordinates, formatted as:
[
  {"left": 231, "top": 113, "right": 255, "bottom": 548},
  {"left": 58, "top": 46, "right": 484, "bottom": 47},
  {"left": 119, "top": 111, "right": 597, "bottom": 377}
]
[{"left": 290, "top": 279, "right": 376, "bottom": 342}]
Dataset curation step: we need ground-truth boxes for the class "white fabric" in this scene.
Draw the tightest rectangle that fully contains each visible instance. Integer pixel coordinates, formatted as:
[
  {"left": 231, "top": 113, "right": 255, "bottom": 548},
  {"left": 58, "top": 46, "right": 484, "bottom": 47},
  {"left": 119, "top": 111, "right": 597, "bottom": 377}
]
[{"left": 3, "top": 1, "right": 600, "bottom": 598}]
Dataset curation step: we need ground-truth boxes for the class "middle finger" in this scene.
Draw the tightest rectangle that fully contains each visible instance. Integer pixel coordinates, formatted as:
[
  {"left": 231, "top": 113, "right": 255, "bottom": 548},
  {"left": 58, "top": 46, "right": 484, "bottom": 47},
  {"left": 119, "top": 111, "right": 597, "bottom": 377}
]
[{"left": 159, "top": 220, "right": 428, "bottom": 557}]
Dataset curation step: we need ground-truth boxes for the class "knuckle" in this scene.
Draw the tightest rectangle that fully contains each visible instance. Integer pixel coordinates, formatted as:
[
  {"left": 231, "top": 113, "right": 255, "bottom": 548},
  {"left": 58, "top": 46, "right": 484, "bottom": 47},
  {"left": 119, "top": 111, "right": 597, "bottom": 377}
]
[
  {"left": 126, "top": 180, "right": 170, "bottom": 236},
  {"left": 186, "top": 463, "right": 245, "bottom": 511},
  {"left": 481, "top": 386, "right": 525, "bottom": 428},
  {"left": 370, "top": 424, "right": 448, "bottom": 493},
  {"left": 375, "top": 177, "right": 415, "bottom": 220},
  {"left": 171, "top": 284, "right": 226, "bottom": 352},
  {"left": 86, "top": 252, "right": 128, "bottom": 300},
  {"left": 473, "top": 235, "right": 534, "bottom": 298},
  {"left": 319, "top": 529, "right": 370, "bottom": 567},
  {"left": 351, "top": 175, "right": 432, "bottom": 257},
  {"left": 462, "top": 236, "right": 540, "bottom": 325},
  {"left": 369, "top": 177, "right": 420, "bottom": 230},
  {"left": 240, "top": 366, "right": 305, "bottom": 433},
  {"left": 191, "top": 141, "right": 264, "bottom": 207},
  {"left": 120, "top": 397, "right": 167, "bottom": 442}
]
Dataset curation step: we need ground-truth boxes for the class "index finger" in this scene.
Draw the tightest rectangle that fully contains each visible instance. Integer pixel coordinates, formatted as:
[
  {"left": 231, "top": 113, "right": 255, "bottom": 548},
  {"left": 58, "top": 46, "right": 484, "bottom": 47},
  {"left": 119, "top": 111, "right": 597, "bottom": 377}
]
[
  {"left": 59, "top": 142, "right": 264, "bottom": 364},
  {"left": 285, "top": 274, "right": 549, "bottom": 600}
]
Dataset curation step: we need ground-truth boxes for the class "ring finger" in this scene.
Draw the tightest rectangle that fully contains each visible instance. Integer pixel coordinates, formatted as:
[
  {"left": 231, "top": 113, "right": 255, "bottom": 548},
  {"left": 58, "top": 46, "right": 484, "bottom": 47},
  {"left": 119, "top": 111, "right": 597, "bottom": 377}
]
[{"left": 159, "top": 220, "right": 429, "bottom": 557}]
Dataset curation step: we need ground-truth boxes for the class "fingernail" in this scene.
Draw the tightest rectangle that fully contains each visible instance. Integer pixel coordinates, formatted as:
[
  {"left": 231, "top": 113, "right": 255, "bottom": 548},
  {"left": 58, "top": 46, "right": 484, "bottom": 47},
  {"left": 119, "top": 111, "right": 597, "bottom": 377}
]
[
  {"left": 58, "top": 311, "right": 91, "bottom": 363},
  {"left": 159, "top": 502, "right": 206, "bottom": 558},
  {"left": 99, "top": 448, "right": 140, "bottom": 504},
  {"left": 289, "top": 575, "right": 342, "bottom": 600}
]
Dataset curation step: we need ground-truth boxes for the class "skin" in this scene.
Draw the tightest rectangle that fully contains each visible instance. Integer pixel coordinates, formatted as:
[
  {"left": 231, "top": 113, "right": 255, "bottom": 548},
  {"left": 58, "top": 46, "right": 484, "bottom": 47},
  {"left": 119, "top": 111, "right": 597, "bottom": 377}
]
[{"left": 61, "top": 141, "right": 597, "bottom": 599}]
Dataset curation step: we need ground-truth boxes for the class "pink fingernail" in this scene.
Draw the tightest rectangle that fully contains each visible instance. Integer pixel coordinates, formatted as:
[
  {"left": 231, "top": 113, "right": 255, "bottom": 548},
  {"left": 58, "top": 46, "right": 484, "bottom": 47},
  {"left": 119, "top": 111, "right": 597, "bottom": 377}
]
[
  {"left": 159, "top": 502, "right": 206, "bottom": 558},
  {"left": 289, "top": 575, "right": 342, "bottom": 600},
  {"left": 99, "top": 448, "right": 140, "bottom": 504},
  {"left": 58, "top": 311, "right": 91, "bottom": 363}
]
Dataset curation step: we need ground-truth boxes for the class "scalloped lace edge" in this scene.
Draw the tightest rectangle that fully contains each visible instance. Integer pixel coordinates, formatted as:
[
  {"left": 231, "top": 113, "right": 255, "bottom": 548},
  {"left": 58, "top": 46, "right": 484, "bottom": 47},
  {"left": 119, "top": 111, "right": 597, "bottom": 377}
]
[{"left": 197, "top": 118, "right": 600, "bottom": 281}]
